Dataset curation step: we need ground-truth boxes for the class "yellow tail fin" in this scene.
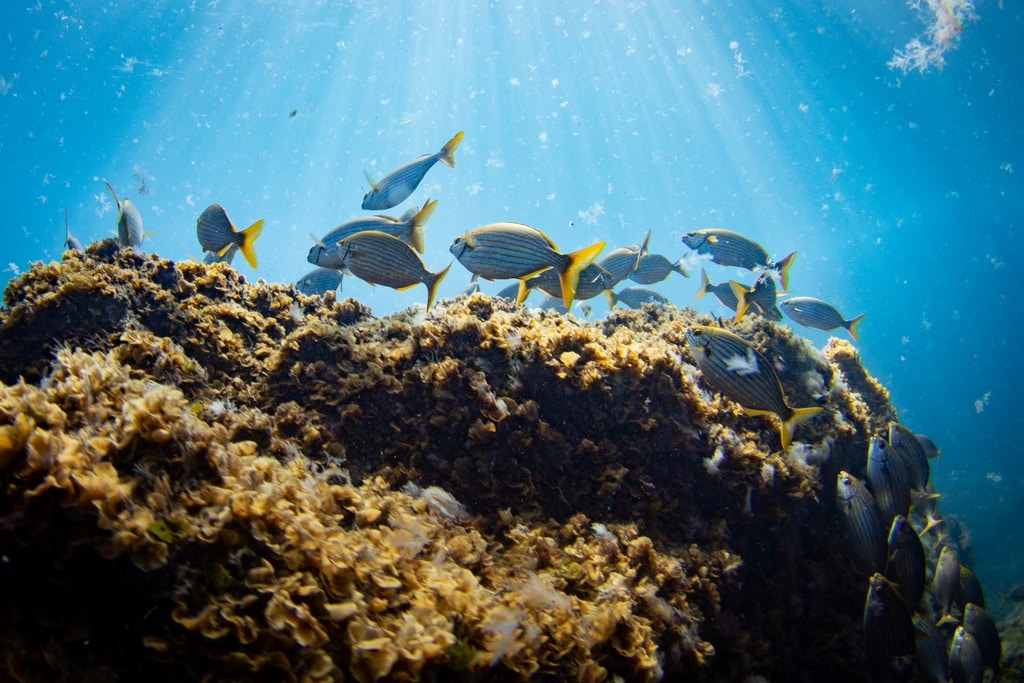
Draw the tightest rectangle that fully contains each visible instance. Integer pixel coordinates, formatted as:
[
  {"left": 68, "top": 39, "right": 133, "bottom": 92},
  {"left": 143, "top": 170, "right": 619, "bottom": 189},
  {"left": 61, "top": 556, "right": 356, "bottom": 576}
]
[
  {"left": 408, "top": 198, "right": 437, "bottom": 254},
  {"left": 239, "top": 219, "right": 264, "bottom": 269},
  {"left": 776, "top": 251, "right": 796, "bottom": 291},
  {"left": 558, "top": 241, "right": 605, "bottom": 309},
  {"left": 425, "top": 261, "right": 452, "bottom": 311},
  {"left": 694, "top": 269, "right": 711, "bottom": 300},
  {"left": 781, "top": 405, "right": 824, "bottom": 451},
  {"left": 729, "top": 281, "right": 750, "bottom": 321},
  {"left": 439, "top": 131, "right": 464, "bottom": 168}
]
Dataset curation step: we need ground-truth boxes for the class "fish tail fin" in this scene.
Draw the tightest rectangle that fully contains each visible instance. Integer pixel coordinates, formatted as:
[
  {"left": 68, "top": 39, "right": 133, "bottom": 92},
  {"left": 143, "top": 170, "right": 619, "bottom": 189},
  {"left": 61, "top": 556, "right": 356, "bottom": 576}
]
[
  {"left": 694, "top": 269, "right": 711, "bottom": 299},
  {"left": 729, "top": 281, "right": 750, "bottom": 321},
  {"left": 936, "top": 613, "right": 959, "bottom": 628},
  {"left": 409, "top": 198, "right": 437, "bottom": 254},
  {"left": 439, "top": 131, "right": 464, "bottom": 168},
  {"left": 425, "top": 261, "right": 452, "bottom": 311},
  {"left": 514, "top": 279, "right": 530, "bottom": 307},
  {"left": 776, "top": 251, "right": 797, "bottom": 291},
  {"left": 674, "top": 258, "right": 690, "bottom": 278},
  {"left": 605, "top": 290, "right": 618, "bottom": 308},
  {"left": 238, "top": 219, "right": 264, "bottom": 269},
  {"left": 781, "top": 406, "right": 824, "bottom": 451},
  {"left": 845, "top": 313, "right": 865, "bottom": 342},
  {"left": 559, "top": 241, "right": 606, "bottom": 309},
  {"left": 918, "top": 513, "right": 945, "bottom": 536}
]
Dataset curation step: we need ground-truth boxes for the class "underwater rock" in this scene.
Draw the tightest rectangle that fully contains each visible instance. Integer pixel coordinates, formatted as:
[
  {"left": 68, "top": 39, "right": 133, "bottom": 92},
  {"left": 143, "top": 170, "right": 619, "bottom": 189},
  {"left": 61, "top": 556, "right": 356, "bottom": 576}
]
[{"left": 0, "top": 242, "right": 990, "bottom": 681}]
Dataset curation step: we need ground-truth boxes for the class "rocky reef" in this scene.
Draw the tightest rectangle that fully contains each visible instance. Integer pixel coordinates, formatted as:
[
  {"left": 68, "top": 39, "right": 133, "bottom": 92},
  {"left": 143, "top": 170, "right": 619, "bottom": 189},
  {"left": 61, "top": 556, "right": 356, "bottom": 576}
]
[{"left": 0, "top": 241, "right": 985, "bottom": 681}]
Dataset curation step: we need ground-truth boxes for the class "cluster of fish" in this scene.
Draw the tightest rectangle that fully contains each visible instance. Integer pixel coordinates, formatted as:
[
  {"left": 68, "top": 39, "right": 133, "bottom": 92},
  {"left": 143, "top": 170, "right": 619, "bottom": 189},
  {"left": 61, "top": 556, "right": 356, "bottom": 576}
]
[
  {"left": 836, "top": 425, "right": 1003, "bottom": 682},
  {"left": 684, "top": 228, "right": 864, "bottom": 342},
  {"left": 299, "top": 132, "right": 463, "bottom": 309}
]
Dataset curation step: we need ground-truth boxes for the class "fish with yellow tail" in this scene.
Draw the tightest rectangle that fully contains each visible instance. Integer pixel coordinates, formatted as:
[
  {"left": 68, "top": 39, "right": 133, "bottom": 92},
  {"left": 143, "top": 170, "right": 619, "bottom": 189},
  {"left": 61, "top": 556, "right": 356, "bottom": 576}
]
[
  {"left": 335, "top": 230, "right": 450, "bottom": 310},
  {"left": 307, "top": 199, "right": 436, "bottom": 269},
  {"left": 196, "top": 204, "right": 264, "bottom": 269},
  {"left": 103, "top": 181, "right": 144, "bottom": 249},
  {"left": 682, "top": 228, "right": 796, "bottom": 290},
  {"left": 685, "top": 325, "right": 822, "bottom": 450},
  {"left": 362, "top": 131, "right": 463, "bottom": 210},
  {"left": 449, "top": 222, "right": 605, "bottom": 309},
  {"left": 780, "top": 296, "right": 865, "bottom": 342}
]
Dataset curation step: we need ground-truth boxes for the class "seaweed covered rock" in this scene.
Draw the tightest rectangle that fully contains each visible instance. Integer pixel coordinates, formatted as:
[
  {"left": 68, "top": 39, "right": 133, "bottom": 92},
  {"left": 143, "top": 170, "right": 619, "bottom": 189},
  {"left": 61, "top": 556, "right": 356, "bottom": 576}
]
[{"left": 0, "top": 244, "right": 937, "bottom": 681}]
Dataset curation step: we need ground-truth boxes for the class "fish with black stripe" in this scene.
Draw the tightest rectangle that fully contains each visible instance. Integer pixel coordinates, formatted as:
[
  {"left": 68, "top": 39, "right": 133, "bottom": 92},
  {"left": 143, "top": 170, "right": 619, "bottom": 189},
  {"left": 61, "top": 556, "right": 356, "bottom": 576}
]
[
  {"left": 681, "top": 228, "right": 796, "bottom": 289},
  {"left": 836, "top": 471, "right": 888, "bottom": 576},
  {"left": 949, "top": 626, "right": 985, "bottom": 683},
  {"left": 780, "top": 296, "right": 865, "bottom": 341},
  {"left": 196, "top": 203, "right": 264, "bottom": 269},
  {"left": 629, "top": 252, "right": 689, "bottom": 284},
  {"left": 334, "top": 230, "right": 450, "bottom": 310},
  {"left": 884, "top": 515, "right": 925, "bottom": 610},
  {"left": 295, "top": 267, "right": 344, "bottom": 296},
  {"left": 308, "top": 199, "right": 437, "bottom": 269}
]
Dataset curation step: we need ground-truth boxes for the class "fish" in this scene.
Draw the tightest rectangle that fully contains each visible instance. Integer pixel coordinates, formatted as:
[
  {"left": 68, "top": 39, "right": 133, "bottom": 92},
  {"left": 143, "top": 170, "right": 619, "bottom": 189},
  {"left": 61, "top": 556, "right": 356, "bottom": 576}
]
[
  {"left": 334, "top": 230, "right": 451, "bottom": 310},
  {"left": 202, "top": 244, "right": 238, "bottom": 265},
  {"left": 836, "top": 471, "right": 889, "bottom": 576},
  {"left": 295, "top": 268, "right": 344, "bottom": 296},
  {"left": 862, "top": 572, "right": 916, "bottom": 683},
  {"left": 779, "top": 296, "right": 865, "bottom": 342},
  {"left": 196, "top": 203, "right": 264, "bottom": 269},
  {"left": 104, "top": 181, "right": 144, "bottom": 249},
  {"left": 887, "top": 423, "right": 930, "bottom": 493},
  {"left": 685, "top": 325, "right": 822, "bottom": 450},
  {"left": 681, "top": 228, "right": 796, "bottom": 289},
  {"left": 524, "top": 264, "right": 612, "bottom": 302},
  {"left": 609, "top": 286, "right": 670, "bottom": 309},
  {"left": 596, "top": 231, "right": 650, "bottom": 286},
  {"left": 911, "top": 482, "right": 945, "bottom": 536},
  {"left": 866, "top": 435, "right": 912, "bottom": 527},
  {"left": 494, "top": 282, "right": 521, "bottom": 301},
  {"left": 307, "top": 199, "right": 437, "bottom": 269},
  {"left": 884, "top": 515, "right": 925, "bottom": 610},
  {"left": 949, "top": 626, "right": 984, "bottom": 683},
  {"left": 362, "top": 131, "right": 463, "bottom": 210},
  {"left": 694, "top": 268, "right": 740, "bottom": 312},
  {"left": 913, "top": 614, "right": 950, "bottom": 683},
  {"left": 963, "top": 603, "right": 1001, "bottom": 675},
  {"left": 628, "top": 253, "right": 689, "bottom": 284},
  {"left": 933, "top": 545, "right": 961, "bottom": 627},
  {"left": 956, "top": 565, "right": 986, "bottom": 612},
  {"left": 63, "top": 208, "right": 83, "bottom": 252},
  {"left": 449, "top": 222, "right": 605, "bottom": 309},
  {"left": 999, "top": 583, "right": 1024, "bottom": 607},
  {"left": 730, "top": 273, "right": 782, "bottom": 322}
]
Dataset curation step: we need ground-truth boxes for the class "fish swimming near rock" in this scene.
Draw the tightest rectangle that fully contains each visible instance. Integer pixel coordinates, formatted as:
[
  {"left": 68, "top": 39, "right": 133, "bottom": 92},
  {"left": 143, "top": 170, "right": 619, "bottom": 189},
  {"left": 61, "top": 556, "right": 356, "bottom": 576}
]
[
  {"left": 681, "top": 228, "right": 796, "bottom": 289},
  {"left": 779, "top": 296, "right": 864, "bottom": 342},
  {"left": 694, "top": 269, "right": 740, "bottom": 312},
  {"left": 730, "top": 273, "right": 782, "bottom": 322},
  {"left": 963, "top": 603, "right": 1001, "bottom": 676},
  {"left": 685, "top": 325, "right": 822, "bottom": 450},
  {"left": 884, "top": 515, "right": 925, "bottom": 610},
  {"left": 913, "top": 614, "right": 950, "bottom": 683},
  {"left": 63, "top": 208, "right": 83, "bottom": 253},
  {"left": 596, "top": 232, "right": 649, "bottom": 286},
  {"left": 863, "top": 572, "right": 915, "bottom": 683},
  {"left": 836, "top": 470, "right": 888, "bottom": 576},
  {"left": 887, "top": 422, "right": 930, "bottom": 494},
  {"left": 104, "top": 182, "right": 144, "bottom": 249},
  {"left": 933, "top": 545, "right": 961, "bottom": 627},
  {"left": 609, "top": 286, "right": 670, "bottom": 309},
  {"left": 335, "top": 230, "right": 450, "bottom": 310},
  {"left": 449, "top": 222, "right": 605, "bottom": 309},
  {"left": 866, "top": 435, "right": 912, "bottom": 527},
  {"left": 202, "top": 244, "right": 238, "bottom": 265},
  {"left": 308, "top": 199, "right": 437, "bottom": 269},
  {"left": 524, "top": 264, "right": 612, "bottom": 303},
  {"left": 949, "top": 626, "right": 984, "bottom": 683},
  {"left": 629, "top": 252, "right": 689, "bottom": 284},
  {"left": 196, "top": 203, "right": 264, "bottom": 269},
  {"left": 295, "top": 267, "right": 344, "bottom": 296},
  {"left": 362, "top": 131, "right": 463, "bottom": 210}
]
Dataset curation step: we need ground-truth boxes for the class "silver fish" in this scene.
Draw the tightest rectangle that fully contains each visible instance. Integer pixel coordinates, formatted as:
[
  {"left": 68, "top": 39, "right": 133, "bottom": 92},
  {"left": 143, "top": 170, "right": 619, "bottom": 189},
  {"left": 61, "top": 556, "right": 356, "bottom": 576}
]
[
  {"left": 863, "top": 572, "right": 915, "bottom": 683},
  {"left": 525, "top": 264, "right": 612, "bottom": 302},
  {"left": 933, "top": 545, "right": 961, "bottom": 627},
  {"left": 104, "top": 181, "right": 143, "bottom": 249},
  {"left": 362, "top": 131, "right": 463, "bottom": 210},
  {"left": 202, "top": 244, "right": 238, "bottom": 265},
  {"left": 597, "top": 231, "right": 649, "bottom": 286},
  {"left": 779, "top": 296, "right": 865, "bottom": 342},
  {"left": 63, "top": 208, "right": 83, "bottom": 252},
  {"left": 836, "top": 471, "right": 888, "bottom": 576},
  {"left": 913, "top": 614, "right": 950, "bottom": 683},
  {"left": 609, "top": 286, "right": 670, "bottom": 309},
  {"left": 866, "top": 435, "right": 912, "bottom": 527},
  {"left": 956, "top": 565, "right": 986, "bottom": 612},
  {"left": 686, "top": 325, "right": 822, "bottom": 450},
  {"left": 884, "top": 515, "right": 925, "bottom": 610},
  {"left": 949, "top": 626, "right": 984, "bottom": 683},
  {"left": 887, "top": 422, "right": 930, "bottom": 493},
  {"left": 196, "top": 204, "right": 264, "bottom": 269},
  {"left": 628, "top": 253, "right": 688, "bottom": 284},
  {"left": 335, "top": 230, "right": 450, "bottom": 310},
  {"left": 295, "top": 268, "right": 344, "bottom": 296},
  {"left": 694, "top": 268, "right": 740, "bottom": 312},
  {"left": 308, "top": 199, "right": 437, "bottom": 268},
  {"left": 963, "top": 603, "right": 1001, "bottom": 676},
  {"left": 681, "top": 228, "right": 796, "bottom": 289},
  {"left": 730, "top": 273, "right": 782, "bottom": 322},
  {"left": 449, "top": 222, "right": 605, "bottom": 309}
]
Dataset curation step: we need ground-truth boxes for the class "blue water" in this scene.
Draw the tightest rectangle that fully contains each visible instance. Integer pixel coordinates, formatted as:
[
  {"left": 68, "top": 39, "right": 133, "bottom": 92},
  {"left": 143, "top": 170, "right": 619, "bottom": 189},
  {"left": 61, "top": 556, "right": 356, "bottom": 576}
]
[{"left": 2, "top": 2, "right": 1021, "bottom": 601}]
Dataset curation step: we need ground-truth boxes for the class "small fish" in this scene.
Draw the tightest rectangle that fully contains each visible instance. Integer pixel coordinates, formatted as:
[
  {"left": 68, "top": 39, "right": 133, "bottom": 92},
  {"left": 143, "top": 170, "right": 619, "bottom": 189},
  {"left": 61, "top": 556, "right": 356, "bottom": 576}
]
[
  {"left": 308, "top": 199, "right": 437, "bottom": 268},
  {"left": 295, "top": 267, "right": 344, "bottom": 296},
  {"left": 449, "top": 222, "right": 605, "bottom": 309},
  {"left": 694, "top": 268, "right": 740, "bottom": 312},
  {"left": 202, "top": 244, "right": 238, "bottom": 265},
  {"left": 104, "top": 181, "right": 144, "bottom": 249},
  {"left": 196, "top": 204, "right": 264, "bottom": 269},
  {"left": 863, "top": 573, "right": 916, "bottom": 683},
  {"left": 686, "top": 326, "right": 822, "bottom": 450},
  {"left": 956, "top": 565, "right": 986, "bottom": 612},
  {"left": 730, "top": 273, "right": 782, "bottom": 322},
  {"left": 963, "top": 603, "right": 1001, "bottom": 676},
  {"left": 525, "top": 263, "right": 612, "bottom": 302},
  {"left": 836, "top": 471, "right": 888, "bottom": 576},
  {"left": 888, "top": 422, "right": 930, "bottom": 493},
  {"left": 362, "top": 131, "right": 463, "bottom": 210},
  {"left": 63, "top": 208, "right": 83, "bottom": 252},
  {"left": 779, "top": 296, "right": 865, "bottom": 342},
  {"left": 913, "top": 614, "right": 950, "bottom": 683},
  {"left": 609, "top": 286, "right": 670, "bottom": 309},
  {"left": 629, "top": 252, "right": 689, "bottom": 284},
  {"left": 494, "top": 282, "right": 521, "bottom": 301},
  {"left": 335, "top": 230, "right": 450, "bottom": 310},
  {"left": 933, "top": 545, "right": 961, "bottom": 627},
  {"left": 949, "top": 626, "right": 984, "bottom": 683},
  {"left": 536, "top": 295, "right": 568, "bottom": 314},
  {"left": 457, "top": 281, "right": 481, "bottom": 298},
  {"left": 866, "top": 435, "right": 912, "bottom": 527},
  {"left": 681, "top": 228, "right": 796, "bottom": 289},
  {"left": 596, "top": 234, "right": 648, "bottom": 287},
  {"left": 884, "top": 515, "right": 925, "bottom": 610},
  {"left": 999, "top": 583, "right": 1024, "bottom": 607}
]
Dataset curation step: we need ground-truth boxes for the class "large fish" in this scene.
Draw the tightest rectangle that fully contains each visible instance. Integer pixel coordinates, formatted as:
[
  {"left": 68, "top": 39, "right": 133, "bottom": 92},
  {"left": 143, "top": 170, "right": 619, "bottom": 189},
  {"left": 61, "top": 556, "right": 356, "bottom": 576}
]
[
  {"left": 196, "top": 204, "right": 264, "bottom": 269},
  {"left": 887, "top": 422, "right": 930, "bottom": 493},
  {"left": 524, "top": 264, "right": 612, "bottom": 303},
  {"left": 956, "top": 566, "right": 986, "bottom": 612},
  {"left": 884, "top": 515, "right": 925, "bottom": 610},
  {"left": 104, "top": 181, "right": 143, "bottom": 249},
  {"left": 596, "top": 232, "right": 648, "bottom": 287},
  {"left": 449, "top": 222, "right": 604, "bottom": 309},
  {"left": 362, "top": 131, "right": 463, "bottom": 210},
  {"left": 949, "top": 626, "right": 984, "bottom": 683},
  {"left": 866, "top": 435, "right": 912, "bottom": 527},
  {"left": 779, "top": 296, "right": 865, "bottom": 342},
  {"left": 836, "top": 471, "right": 888, "bottom": 576},
  {"left": 685, "top": 325, "right": 822, "bottom": 450},
  {"left": 913, "top": 614, "right": 950, "bottom": 683},
  {"left": 862, "top": 573, "right": 915, "bottom": 683},
  {"left": 681, "top": 228, "right": 796, "bottom": 289},
  {"left": 335, "top": 230, "right": 450, "bottom": 310},
  {"left": 308, "top": 199, "right": 437, "bottom": 269}
]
